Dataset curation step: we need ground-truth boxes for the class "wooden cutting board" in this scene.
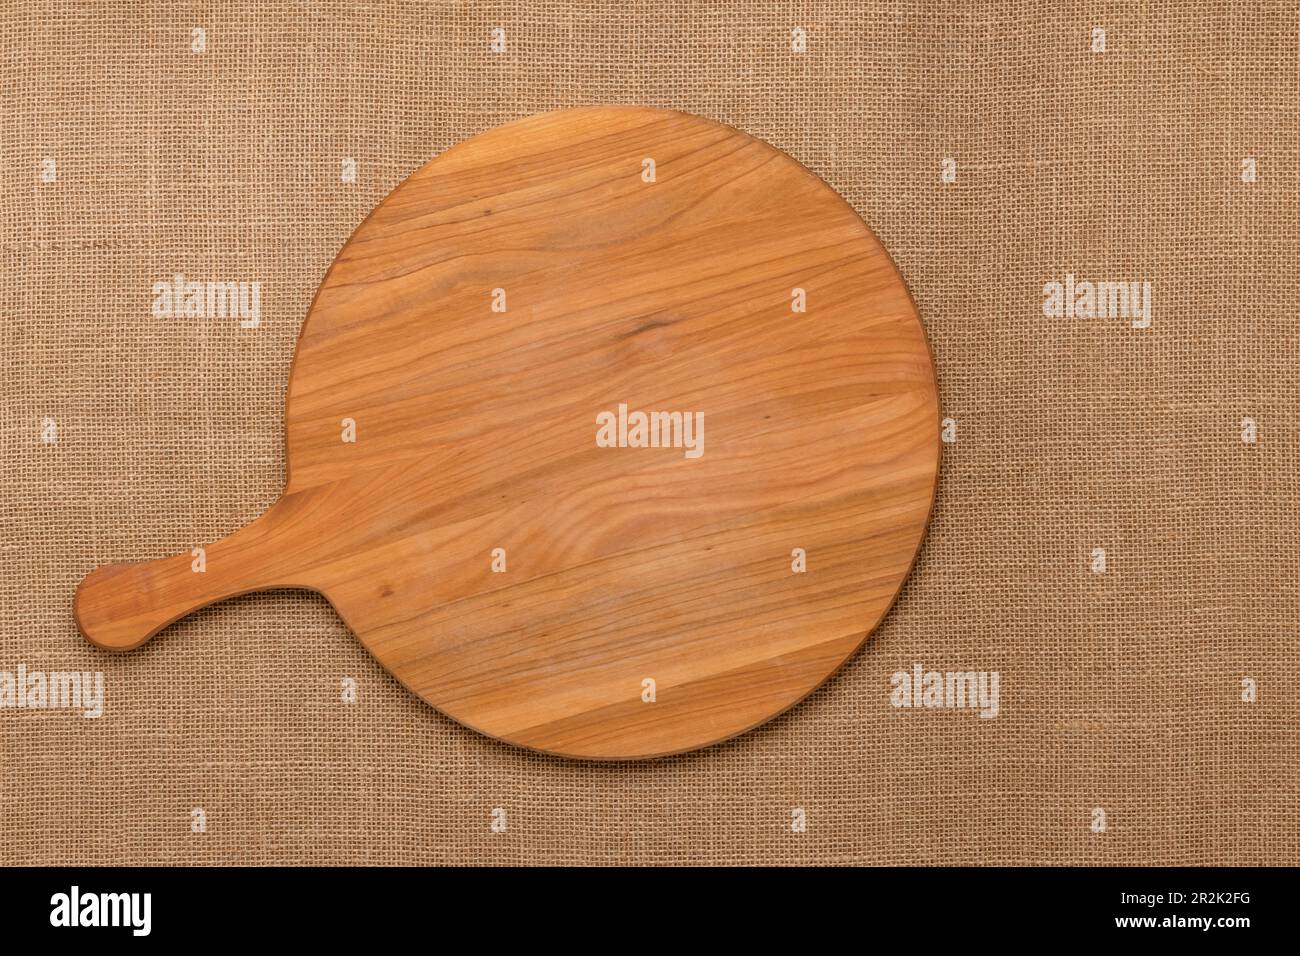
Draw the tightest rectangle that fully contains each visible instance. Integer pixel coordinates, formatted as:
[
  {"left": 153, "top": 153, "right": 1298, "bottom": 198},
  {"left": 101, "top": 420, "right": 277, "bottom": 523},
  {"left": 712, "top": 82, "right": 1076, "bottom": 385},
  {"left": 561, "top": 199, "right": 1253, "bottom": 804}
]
[{"left": 75, "top": 106, "right": 939, "bottom": 759}]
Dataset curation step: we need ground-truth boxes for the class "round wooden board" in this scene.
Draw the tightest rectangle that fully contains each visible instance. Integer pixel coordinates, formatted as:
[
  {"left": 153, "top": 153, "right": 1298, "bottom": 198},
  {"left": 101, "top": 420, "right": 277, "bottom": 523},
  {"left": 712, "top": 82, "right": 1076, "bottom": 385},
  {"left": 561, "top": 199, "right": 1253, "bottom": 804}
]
[{"left": 75, "top": 106, "right": 940, "bottom": 759}]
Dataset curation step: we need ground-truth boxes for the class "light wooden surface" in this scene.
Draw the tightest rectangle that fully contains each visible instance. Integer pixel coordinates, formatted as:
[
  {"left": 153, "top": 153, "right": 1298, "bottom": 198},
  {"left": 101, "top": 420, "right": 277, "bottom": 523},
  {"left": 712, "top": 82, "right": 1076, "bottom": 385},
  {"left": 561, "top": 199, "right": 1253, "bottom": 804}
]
[{"left": 75, "top": 106, "right": 939, "bottom": 759}]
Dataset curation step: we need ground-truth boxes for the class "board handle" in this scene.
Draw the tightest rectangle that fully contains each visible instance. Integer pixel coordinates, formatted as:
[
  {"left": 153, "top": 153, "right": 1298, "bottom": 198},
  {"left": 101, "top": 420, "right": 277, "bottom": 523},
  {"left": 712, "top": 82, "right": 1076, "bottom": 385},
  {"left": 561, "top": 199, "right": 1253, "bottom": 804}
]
[{"left": 74, "top": 512, "right": 292, "bottom": 652}]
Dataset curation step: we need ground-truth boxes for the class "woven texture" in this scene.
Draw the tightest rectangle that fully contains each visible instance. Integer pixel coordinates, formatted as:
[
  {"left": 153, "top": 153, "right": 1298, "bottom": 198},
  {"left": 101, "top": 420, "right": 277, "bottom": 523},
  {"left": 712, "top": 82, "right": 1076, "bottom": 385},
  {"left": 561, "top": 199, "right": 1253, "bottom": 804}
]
[{"left": 2, "top": 0, "right": 1296, "bottom": 865}]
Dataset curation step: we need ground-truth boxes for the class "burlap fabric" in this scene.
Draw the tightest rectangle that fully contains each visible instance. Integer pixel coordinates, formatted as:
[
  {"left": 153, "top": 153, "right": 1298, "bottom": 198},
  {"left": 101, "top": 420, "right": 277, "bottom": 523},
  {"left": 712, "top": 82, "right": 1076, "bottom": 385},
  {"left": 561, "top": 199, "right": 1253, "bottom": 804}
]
[{"left": 2, "top": 1, "right": 1296, "bottom": 866}]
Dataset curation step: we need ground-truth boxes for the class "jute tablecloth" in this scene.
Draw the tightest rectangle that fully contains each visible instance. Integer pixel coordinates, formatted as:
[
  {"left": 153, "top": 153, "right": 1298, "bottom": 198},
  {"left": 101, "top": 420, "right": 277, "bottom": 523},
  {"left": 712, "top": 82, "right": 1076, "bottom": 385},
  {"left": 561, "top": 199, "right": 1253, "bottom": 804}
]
[{"left": 2, "top": 0, "right": 1295, "bottom": 865}]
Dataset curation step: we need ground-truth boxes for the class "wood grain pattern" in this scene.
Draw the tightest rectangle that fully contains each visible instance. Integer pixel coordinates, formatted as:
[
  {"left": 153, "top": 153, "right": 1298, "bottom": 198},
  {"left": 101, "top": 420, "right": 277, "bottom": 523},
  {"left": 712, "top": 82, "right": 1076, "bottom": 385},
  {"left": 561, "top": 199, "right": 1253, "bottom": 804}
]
[{"left": 74, "top": 106, "right": 939, "bottom": 759}]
